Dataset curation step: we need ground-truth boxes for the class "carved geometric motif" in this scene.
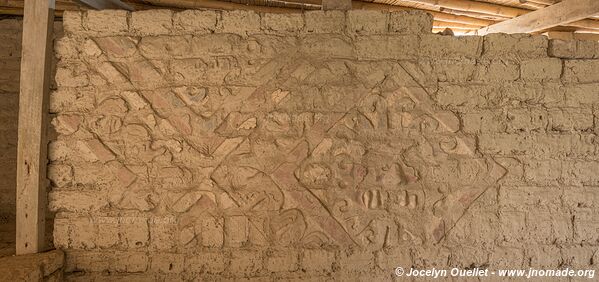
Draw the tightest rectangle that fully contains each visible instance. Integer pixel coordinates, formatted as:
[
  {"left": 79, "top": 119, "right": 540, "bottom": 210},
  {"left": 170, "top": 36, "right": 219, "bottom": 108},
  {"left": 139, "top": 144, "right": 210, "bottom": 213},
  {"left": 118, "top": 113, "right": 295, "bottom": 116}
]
[{"left": 86, "top": 36, "right": 506, "bottom": 251}]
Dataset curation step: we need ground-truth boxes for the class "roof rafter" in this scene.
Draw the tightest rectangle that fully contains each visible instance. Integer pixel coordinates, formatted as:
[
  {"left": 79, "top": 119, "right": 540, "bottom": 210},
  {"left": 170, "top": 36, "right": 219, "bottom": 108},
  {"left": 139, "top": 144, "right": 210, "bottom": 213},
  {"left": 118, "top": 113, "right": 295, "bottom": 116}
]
[
  {"left": 478, "top": 0, "right": 599, "bottom": 35},
  {"left": 76, "top": 0, "right": 133, "bottom": 10}
]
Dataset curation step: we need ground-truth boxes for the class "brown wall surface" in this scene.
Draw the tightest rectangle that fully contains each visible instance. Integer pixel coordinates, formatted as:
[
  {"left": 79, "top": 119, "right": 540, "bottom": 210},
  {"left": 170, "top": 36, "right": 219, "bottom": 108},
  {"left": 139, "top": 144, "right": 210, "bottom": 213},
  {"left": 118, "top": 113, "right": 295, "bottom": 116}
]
[{"left": 49, "top": 9, "right": 599, "bottom": 280}]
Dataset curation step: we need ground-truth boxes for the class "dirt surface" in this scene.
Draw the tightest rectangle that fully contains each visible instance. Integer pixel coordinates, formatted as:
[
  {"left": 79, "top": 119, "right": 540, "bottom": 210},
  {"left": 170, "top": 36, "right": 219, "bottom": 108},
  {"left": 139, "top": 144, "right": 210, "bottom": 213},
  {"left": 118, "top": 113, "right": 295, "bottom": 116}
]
[{"left": 0, "top": 250, "right": 64, "bottom": 281}]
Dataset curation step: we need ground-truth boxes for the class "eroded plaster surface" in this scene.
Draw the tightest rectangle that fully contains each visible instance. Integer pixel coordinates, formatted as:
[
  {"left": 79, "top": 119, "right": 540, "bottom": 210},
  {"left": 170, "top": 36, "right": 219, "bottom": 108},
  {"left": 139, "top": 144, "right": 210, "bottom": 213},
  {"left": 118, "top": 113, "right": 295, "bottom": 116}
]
[{"left": 48, "top": 9, "right": 599, "bottom": 280}]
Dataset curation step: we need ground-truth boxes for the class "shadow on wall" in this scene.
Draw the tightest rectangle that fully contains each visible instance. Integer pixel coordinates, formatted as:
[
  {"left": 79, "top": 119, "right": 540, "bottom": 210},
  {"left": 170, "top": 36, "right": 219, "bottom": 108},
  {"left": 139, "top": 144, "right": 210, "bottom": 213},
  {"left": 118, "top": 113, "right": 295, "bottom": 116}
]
[{"left": 0, "top": 18, "right": 61, "bottom": 257}]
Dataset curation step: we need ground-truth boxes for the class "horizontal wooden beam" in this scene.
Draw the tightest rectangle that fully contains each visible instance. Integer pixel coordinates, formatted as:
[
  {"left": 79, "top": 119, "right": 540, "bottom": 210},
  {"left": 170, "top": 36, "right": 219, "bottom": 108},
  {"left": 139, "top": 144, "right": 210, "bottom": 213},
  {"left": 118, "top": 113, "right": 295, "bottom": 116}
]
[
  {"left": 519, "top": 0, "right": 547, "bottom": 10},
  {"left": 568, "top": 19, "right": 599, "bottom": 30},
  {"left": 352, "top": 1, "right": 496, "bottom": 26},
  {"left": 574, "top": 32, "right": 599, "bottom": 41},
  {"left": 544, "top": 31, "right": 599, "bottom": 41},
  {"left": 400, "top": 0, "right": 529, "bottom": 18},
  {"left": 526, "top": 0, "right": 559, "bottom": 5},
  {"left": 479, "top": 0, "right": 599, "bottom": 35},
  {"left": 544, "top": 31, "right": 576, "bottom": 40},
  {"left": 439, "top": 7, "right": 511, "bottom": 21},
  {"left": 434, "top": 20, "right": 482, "bottom": 29},
  {"left": 76, "top": 0, "right": 133, "bottom": 10},
  {"left": 228, "top": 0, "right": 321, "bottom": 5},
  {"left": 141, "top": 0, "right": 311, "bottom": 12}
]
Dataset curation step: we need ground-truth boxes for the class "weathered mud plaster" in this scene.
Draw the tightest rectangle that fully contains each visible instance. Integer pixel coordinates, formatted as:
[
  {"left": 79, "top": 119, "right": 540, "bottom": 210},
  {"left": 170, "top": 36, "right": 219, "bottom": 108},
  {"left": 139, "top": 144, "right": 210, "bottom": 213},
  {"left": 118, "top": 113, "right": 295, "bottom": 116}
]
[{"left": 48, "top": 9, "right": 599, "bottom": 280}]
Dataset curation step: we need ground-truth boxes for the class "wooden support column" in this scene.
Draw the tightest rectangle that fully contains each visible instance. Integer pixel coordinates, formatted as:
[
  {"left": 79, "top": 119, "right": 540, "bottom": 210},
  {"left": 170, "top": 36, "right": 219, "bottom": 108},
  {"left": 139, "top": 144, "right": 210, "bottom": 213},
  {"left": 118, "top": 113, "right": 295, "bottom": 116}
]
[
  {"left": 16, "top": 0, "right": 55, "bottom": 255},
  {"left": 323, "top": 0, "right": 351, "bottom": 10}
]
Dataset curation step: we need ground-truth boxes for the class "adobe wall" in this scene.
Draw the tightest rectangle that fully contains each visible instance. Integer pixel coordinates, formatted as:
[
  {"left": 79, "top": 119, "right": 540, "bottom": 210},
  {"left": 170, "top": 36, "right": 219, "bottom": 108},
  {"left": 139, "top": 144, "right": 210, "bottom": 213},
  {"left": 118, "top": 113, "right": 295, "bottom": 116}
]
[{"left": 51, "top": 9, "right": 599, "bottom": 280}]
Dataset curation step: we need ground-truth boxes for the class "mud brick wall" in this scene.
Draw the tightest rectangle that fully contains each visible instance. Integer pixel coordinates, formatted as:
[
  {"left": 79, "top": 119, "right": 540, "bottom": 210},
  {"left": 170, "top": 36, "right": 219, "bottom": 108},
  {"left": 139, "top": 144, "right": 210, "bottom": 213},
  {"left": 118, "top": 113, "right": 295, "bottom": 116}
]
[
  {"left": 50, "top": 9, "right": 599, "bottom": 280},
  {"left": 0, "top": 19, "right": 22, "bottom": 224}
]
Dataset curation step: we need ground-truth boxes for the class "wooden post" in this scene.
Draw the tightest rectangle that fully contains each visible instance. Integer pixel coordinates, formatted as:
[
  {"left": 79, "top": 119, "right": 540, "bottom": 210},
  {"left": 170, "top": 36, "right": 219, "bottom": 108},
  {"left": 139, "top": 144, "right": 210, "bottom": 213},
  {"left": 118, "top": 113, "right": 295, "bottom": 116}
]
[
  {"left": 16, "top": 0, "right": 55, "bottom": 255},
  {"left": 322, "top": 0, "right": 351, "bottom": 10}
]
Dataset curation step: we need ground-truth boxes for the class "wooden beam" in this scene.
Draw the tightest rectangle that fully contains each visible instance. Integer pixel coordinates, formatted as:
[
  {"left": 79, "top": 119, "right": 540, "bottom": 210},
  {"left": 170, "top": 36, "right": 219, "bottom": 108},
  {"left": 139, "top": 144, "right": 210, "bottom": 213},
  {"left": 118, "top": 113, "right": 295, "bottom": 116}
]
[
  {"left": 519, "top": 0, "right": 547, "bottom": 10},
  {"left": 543, "top": 31, "right": 575, "bottom": 40},
  {"left": 141, "top": 0, "right": 312, "bottom": 13},
  {"left": 323, "top": 0, "right": 351, "bottom": 10},
  {"left": 526, "top": 0, "right": 559, "bottom": 5},
  {"left": 568, "top": 19, "right": 599, "bottom": 31},
  {"left": 352, "top": 1, "right": 496, "bottom": 26},
  {"left": 16, "top": 0, "right": 54, "bottom": 255},
  {"left": 479, "top": 0, "right": 599, "bottom": 35},
  {"left": 140, "top": 0, "right": 498, "bottom": 28},
  {"left": 574, "top": 32, "right": 599, "bottom": 41},
  {"left": 400, "top": 0, "right": 529, "bottom": 18},
  {"left": 250, "top": 0, "right": 321, "bottom": 6},
  {"left": 544, "top": 31, "right": 599, "bottom": 41},
  {"left": 76, "top": 0, "right": 133, "bottom": 10},
  {"left": 439, "top": 7, "right": 512, "bottom": 21},
  {"left": 434, "top": 20, "right": 483, "bottom": 29}
]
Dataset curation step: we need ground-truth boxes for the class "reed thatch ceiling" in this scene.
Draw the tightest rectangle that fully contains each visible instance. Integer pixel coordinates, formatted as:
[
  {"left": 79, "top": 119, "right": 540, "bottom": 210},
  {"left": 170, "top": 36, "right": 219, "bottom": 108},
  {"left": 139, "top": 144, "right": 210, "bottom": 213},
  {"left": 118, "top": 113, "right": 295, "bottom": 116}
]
[{"left": 1, "top": 0, "right": 598, "bottom": 40}]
